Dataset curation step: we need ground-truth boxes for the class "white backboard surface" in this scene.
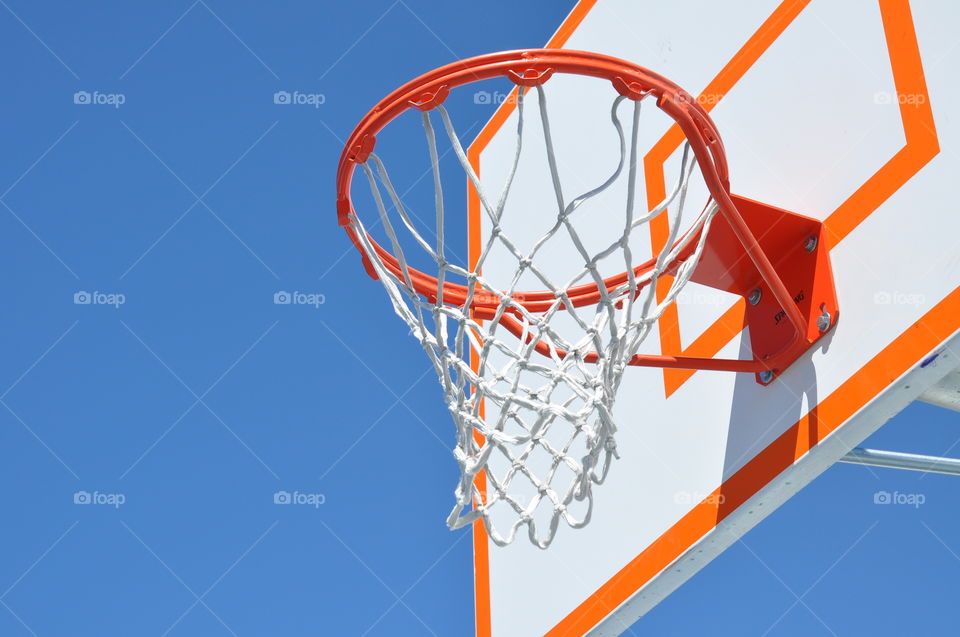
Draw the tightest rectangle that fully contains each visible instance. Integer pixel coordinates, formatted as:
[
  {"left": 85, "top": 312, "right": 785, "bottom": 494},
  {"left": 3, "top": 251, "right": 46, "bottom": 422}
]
[{"left": 469, "top": 1, "right": 960, "bottom": 635}]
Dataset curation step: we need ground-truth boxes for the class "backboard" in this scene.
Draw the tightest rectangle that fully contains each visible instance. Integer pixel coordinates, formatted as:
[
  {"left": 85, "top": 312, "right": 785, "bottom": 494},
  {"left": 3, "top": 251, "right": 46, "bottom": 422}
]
[{"left": 470, "top": 1, "right": 960, "bottom": 635}]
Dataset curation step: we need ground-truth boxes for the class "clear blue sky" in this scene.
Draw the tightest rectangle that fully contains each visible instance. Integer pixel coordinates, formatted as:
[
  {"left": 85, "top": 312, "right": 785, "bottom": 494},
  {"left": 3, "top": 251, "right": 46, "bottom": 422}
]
[{"left": 2, "top": 1, "right": 957, "bottom": 635}]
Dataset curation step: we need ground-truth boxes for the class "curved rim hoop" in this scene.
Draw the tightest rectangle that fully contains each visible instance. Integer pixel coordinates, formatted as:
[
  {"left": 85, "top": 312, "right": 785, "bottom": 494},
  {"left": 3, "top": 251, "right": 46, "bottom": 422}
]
[
  {"left": 335, "top": 48, "right": 829, "bottom": 378},
  {"left": 335, "top": 48, "right": 734, "bottom": 313}
]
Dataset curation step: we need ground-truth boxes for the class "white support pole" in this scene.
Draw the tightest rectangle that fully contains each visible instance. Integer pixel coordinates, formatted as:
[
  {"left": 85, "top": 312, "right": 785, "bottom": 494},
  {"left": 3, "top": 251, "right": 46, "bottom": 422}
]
[{"left": 840, "top": 447, "right": 960, "bottom": 476}]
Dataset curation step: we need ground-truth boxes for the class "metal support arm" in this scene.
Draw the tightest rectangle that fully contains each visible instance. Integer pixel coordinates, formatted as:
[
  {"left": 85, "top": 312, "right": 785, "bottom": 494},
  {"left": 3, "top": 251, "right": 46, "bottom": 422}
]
[{"left": 840, "top": 447, "right": 960, "bottom": 476}]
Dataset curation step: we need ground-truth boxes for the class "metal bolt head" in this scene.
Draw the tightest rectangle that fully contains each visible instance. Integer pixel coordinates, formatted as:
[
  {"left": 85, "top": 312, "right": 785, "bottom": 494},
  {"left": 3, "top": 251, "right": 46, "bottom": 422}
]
[
  {"left": 759, "top": 370, "right": 774, "bottom": 384},
  {"left": 804, "top": 236, "right": 818, "bottom": 252},
  {"left": 747, "top": 288, "right": 762, "bottom": 305},
  {"left": 817, "top": 310, "right": 831, "bottom": 333}
]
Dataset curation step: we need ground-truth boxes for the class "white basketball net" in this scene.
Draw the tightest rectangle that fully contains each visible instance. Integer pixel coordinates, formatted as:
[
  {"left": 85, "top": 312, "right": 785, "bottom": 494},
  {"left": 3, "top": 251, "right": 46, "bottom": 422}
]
[{"left": 347, "top": 84, "right": 718, "bottom": 548}]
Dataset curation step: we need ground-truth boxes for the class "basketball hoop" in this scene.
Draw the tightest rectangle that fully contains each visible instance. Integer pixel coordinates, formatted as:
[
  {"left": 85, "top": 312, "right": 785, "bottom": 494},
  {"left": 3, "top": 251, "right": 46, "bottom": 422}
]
[{"left": 336, "top": 49, "right": 838, "bottom": 547}]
